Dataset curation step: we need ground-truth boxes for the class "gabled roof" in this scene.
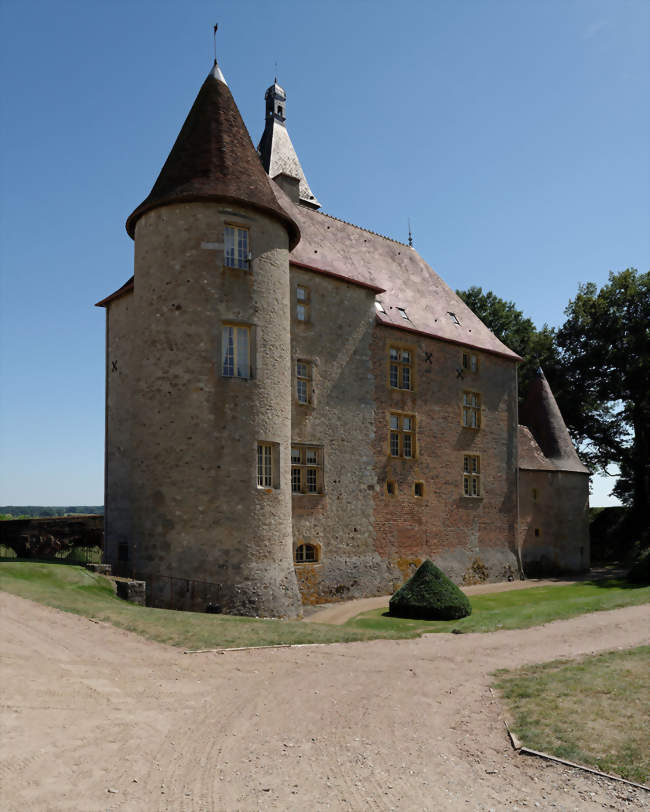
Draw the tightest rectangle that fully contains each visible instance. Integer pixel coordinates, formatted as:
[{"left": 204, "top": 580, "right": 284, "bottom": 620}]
[
  {"left": 519, "top": 368, "right": 588, "bottom": 473},
  {"left": 95, "top": 276, "right": 133, "bottom": 308},
  {"left": 125, "top": 64, "right": 299, "bottom": 248},
  {"left": 274, "top": 186, "right": 521, "bottom": 360}
]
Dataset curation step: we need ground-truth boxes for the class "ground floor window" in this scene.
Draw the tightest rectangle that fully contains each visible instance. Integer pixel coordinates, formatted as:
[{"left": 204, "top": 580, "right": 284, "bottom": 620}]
[
  {"left": 463, "top": 454, "right": 481, "bottom": 496},
  {"left": 390, "top": 413, "right": 415, "bottom": 458},
  {"left": 291, "top": 445, "right": 323, "bottom": 493}
]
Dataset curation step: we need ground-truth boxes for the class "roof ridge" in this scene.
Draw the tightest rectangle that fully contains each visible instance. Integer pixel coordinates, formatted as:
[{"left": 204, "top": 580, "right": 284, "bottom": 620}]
[{"left": 312, "top": 208, "right": 409, "bottom": 247}]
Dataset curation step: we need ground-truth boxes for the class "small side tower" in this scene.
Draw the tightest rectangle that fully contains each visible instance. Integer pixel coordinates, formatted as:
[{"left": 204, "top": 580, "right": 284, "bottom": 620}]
[
  {"left": 518, "top": 368, "right": 590, "bottom": 575},
  {"left": 104, "top": 60, "right": 303, "bottom": 616}
]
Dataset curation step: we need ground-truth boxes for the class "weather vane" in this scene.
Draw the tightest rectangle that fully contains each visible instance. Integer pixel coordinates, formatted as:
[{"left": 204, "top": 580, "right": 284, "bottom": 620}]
[{"left": 213, "top": 23, "right": 218, "bottom": 65}]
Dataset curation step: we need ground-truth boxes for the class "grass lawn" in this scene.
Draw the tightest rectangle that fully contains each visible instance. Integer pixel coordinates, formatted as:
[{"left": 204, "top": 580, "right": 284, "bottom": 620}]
[
  {"left": 344, "top": 580, "right": 650, "bottom": 635},
  {"left": 1, "top": 561, "right": 649, "bottom": 651},
  {"left": 0, "top": 561, "right": 415, "bottom": 649},
  {"left": 494, "top": 647, "right": 650, "bottom": 784}
]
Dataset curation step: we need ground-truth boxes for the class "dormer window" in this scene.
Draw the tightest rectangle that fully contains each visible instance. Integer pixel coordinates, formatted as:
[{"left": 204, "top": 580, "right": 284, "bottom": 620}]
[
  {"left": 448, "top": 312, "right": 460, "bottom": 325},
  {"left": 397, "top": 307, "right": 408, "bottom": 320},
  {"left": 375, "top": 301, "right": 386, "bottom": 314}
]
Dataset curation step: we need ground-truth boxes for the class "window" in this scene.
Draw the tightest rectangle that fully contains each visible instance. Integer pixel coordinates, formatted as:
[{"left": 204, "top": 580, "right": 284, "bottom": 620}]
[
  {"left": 534, "top": 527, "right": 541, "bottom": 537},
  {"left": 295, "top": 543, "right": 319, "bottom": 563},
  {"left": 291, "top": 445, "right": 323, "bottom": 494},
  {"left": 257, "top": 443, "right": 273, "bottom": 488},
  {"left": 414, "top": 481, "right": 424, "bottom": 498},
  {"left": 296, "top": 360, "right": 313, "bottom": 404},
  {"left": 532, "top": 488, "right": 538, "bottom": 501},
  {"left": 389, "top": 413, "right": 415, "bottom": 458},
  {"left": 375, "top": 301, "right": 386, "bottom": 314},
  {"left": 462, "top": 352, "right": 479, "bottom": 373},
  {"left": 224, "top": 225, "right": 249, "bottom": 269},
  {"left": 386, "top": 480, "right": 396, "bottom": 495},
  {"left": 222, "top": 324, "right": 251, "bottom": 378},
  {"left": 448, "top": 311, "right": 461, "bottom": 325},
  {"left": 463, "top": 455, "right": 481, "bottom": 497},
  {"left": 389, "top": 347, "right": 413, "bottom": 390},
  {"left": 397, "top": 307, "right": 409, "bottom": 320},
  {"left": 462, "top": 391, "right": 481, "bottom": 428},
  {"left": 296, "top": 285, "right": 310, "bottom": 322}
]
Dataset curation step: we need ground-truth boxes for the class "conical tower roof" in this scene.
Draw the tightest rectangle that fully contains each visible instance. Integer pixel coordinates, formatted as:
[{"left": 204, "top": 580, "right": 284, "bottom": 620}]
[
  {"left": 126, "top": 63, "right": 300, "bottom": 247},
  {"left": 520, "top": 368, "right": 588, "bottom": 473}
]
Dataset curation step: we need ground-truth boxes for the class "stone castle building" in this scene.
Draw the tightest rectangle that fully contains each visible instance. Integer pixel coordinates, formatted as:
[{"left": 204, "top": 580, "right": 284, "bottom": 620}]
[{"left": 97, "top": 60, "right": 589, "bottom": 616}]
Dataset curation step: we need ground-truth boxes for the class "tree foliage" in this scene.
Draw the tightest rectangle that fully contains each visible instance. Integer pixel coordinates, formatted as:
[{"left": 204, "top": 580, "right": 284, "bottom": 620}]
[
  {"left": 456, "top": 286, "right": 560, "bottom": 403},
  {"left": 556, "top": 268, "right": 649, "bottom": 525}
]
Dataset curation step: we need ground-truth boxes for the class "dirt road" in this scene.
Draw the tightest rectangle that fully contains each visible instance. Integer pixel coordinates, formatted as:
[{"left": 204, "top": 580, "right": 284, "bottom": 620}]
[{"left": 1, "top": 591, "right": 648, "bottom": 811}]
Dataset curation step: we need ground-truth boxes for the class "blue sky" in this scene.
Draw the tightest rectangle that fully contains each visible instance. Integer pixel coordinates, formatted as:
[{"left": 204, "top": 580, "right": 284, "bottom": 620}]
[{"left": 1, "top": 0, "right": 648, "bottom": 505}]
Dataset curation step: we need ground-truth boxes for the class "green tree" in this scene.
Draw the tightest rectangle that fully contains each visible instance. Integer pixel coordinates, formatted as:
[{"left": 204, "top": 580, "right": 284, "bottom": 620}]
[
  {"left": 456, "top": 286, "right": 560, "bottom": 403},
  {"left": 556, "top": 269, "right": 649, "bottom": 530}
]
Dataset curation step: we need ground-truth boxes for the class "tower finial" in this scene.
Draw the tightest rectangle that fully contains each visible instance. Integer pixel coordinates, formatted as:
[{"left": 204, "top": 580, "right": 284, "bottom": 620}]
[
  {"left": 213, "top": 23, "right": 218, "bottom": 65},
  {"left": 408, "top": 218, "right": 414, "bottom": 248}
]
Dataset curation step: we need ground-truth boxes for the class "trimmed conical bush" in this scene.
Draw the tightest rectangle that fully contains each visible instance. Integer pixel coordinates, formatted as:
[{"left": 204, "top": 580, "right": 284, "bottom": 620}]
[{"left": 389, "top": 559, "right": 471, "bottom": 620}]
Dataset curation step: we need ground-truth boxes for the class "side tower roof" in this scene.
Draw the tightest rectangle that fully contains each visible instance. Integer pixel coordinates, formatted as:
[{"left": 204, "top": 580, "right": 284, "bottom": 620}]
[
  {"left": 519, "top": 368, "right": 588, "bottom": 473},
  {"left": 126, "top": 63, "right": 300, "bottom": 248},
  {"left": 257, "top": 80, "right": 320, "bottom": 209}
]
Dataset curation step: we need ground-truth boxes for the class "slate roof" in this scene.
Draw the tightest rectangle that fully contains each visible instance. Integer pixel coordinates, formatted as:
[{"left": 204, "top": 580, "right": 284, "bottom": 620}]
[
  {"left": 275, "top": 188, "right": 521, "bottom": 360},
  {"left": 519, "top": 369, "right": 588, "bottom": 473},
  {"left": 125, "top": 63, "right": 300, "bottom": 248},
  {"left": 258, "top": 117, "right": 320, "bottom": 209}
]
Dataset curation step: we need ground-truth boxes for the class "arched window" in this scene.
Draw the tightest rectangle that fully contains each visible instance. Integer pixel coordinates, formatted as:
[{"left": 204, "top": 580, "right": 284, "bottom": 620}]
[{"left": 295, "top": 543, "right": 318, "bottom": 563}]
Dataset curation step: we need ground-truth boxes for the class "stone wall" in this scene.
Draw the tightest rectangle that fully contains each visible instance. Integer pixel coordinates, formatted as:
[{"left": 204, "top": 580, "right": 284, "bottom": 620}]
[
  {"left": 290, "top": 268, "right": 386, "bottom": 603},
  {"left": 106, "top": 201, "right": 301, "bottom": 617},
  {"left": 371, "top": 327, "right": 520, "bottom": 587},
  {"left": 519, "top": 469, "right": 590, "bottom": 575},
  {"left": 0, "top": 516, "right": 103, "bottom": 558}
]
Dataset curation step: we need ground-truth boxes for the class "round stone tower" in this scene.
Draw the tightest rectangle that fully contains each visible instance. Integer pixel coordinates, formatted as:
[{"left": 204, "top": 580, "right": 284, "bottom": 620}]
[{"left": 121, "top": 62, "right": 302, "bottom": 617}]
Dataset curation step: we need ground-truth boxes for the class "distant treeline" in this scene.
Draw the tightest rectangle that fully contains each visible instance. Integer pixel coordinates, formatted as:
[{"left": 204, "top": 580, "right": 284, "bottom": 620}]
[{"left": 0, "top": 506, "right": 104, "bottom": 520}]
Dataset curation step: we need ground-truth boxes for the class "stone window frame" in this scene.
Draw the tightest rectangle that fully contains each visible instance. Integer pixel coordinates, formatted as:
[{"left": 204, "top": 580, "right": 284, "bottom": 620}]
[
  {"left": 296, "top": 284, "right": 311, "bottom": 323},
  {"left": 294, "top": 542, "right": 321, "bottom": 564},
  {"left": 223, "top": 223, "right": 250, "bottom": 270},
  {"left": 461, "top": 390, "right": 482, "bottom": 429},
  {"left": 463, "top": 454, "right": 481, "bottom": 497},
  {"left": 221, "top": 323, "right": 254, "bottom": 379},
  {"left": 296, "top": 358, "right": 314, "bottom": 405},
  {"left": 291, "top": 444, "right": 324, "bottom": 494},
  {"left": 414, "top": 481, "right": 424, "bottom": 498},
  {"left": 256, "top": 442, "right": 280, "bottom": 490},
  {"left": 462, "top": 350, "right": 479, "bottom": 374},
  {"left": 387, "top": 342, "right": 415, "bottom": 391},
  {"left": 389, "top": 411, "right": 417, "bottom": 459}
]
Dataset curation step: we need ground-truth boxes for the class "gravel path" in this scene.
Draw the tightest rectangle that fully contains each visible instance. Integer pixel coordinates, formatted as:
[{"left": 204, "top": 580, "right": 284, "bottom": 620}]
[{"left": 1, "top": 591, "right": 648, "bottom": 811}]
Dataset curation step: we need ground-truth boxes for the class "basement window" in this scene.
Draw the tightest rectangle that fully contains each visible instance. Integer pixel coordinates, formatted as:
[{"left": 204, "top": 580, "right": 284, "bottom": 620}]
[{"left": 295, "top": 543, "right": 319, "bottom": 564}]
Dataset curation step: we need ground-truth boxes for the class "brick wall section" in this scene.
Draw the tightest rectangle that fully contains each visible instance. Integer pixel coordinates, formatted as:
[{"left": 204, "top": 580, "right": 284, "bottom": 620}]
[
  {"left": 371, "top": 326, "right": 520, "bottom": 587},
  {"left": 290, "top": 268, "right": 386, "bottom": 603},
  {"left": 519, "top": 469, "right": 590, "bottom": 575}
]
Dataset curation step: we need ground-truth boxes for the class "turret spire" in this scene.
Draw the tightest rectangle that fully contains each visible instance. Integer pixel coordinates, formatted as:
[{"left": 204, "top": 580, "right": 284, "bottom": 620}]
[
  {"left": 126, "top": 63, "right": 299, "bottom": 247},
  {"left": 257, "top": 79, "right": 320, "bottom": 209}
]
